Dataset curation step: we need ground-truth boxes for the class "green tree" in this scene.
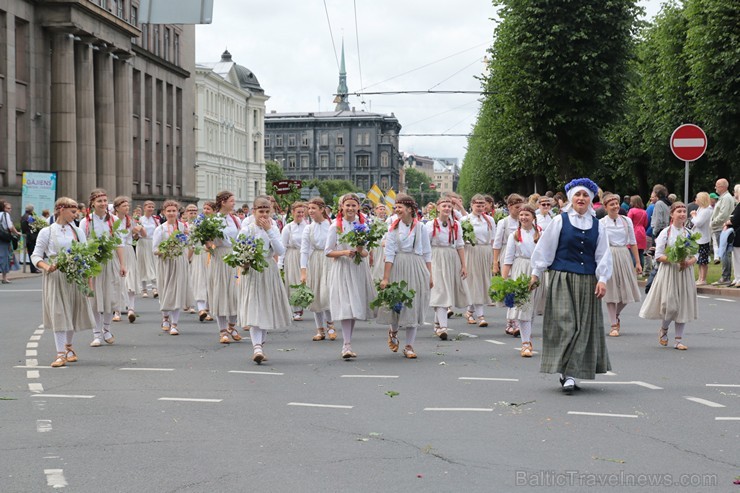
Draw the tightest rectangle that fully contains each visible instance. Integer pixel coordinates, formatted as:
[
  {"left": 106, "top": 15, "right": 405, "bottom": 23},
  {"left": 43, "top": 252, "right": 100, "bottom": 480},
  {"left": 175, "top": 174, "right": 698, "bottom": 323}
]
[
  {"left": 303, "top": 179, "right": 360, "bottom": 206},
  {"left": 265, "top": 160, "right": 286, "bottom": 183},
  {"left": 404, "top": 167, "right": 440, "bottom": 206}
]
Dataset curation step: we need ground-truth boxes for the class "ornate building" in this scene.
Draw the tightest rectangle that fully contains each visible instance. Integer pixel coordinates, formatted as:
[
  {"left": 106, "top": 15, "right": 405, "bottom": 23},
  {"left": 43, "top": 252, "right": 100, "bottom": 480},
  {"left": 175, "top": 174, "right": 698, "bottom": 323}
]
[
  {"left": 194, "top": 50, "right": 268, "bottom": 207},
  {"left": 0, "top": 0, "right": 196, "bottom": 209}
]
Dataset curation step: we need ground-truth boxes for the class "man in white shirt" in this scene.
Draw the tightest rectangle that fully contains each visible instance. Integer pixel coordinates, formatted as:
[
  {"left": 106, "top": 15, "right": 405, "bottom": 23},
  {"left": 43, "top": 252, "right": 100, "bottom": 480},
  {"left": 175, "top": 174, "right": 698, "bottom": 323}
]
[{"left": 711, "top": 178, "right": 734, "bottom": 284}]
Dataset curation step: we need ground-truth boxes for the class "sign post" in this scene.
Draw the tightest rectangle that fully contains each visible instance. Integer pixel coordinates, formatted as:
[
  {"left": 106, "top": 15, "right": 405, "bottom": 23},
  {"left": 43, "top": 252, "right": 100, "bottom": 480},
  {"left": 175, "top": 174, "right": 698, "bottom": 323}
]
[{"left": 670, "top": 124, "right": 707, "bottom": 203}]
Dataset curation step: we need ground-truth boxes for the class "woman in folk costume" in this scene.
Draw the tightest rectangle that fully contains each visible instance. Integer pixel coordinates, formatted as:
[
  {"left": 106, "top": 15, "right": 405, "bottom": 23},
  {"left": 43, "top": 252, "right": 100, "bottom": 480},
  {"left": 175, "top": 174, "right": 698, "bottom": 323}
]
[
  {"left": 599, "top": 193, "right": 642, "bottom": 337},
  {"left": 463, "top": 194, "right": 496, "bottom": 327},
  {"left": 370, "top": 202, "right": 389, "bottom": 282},
  {"left": 502, "top": 204, "right": 543, "bottom": 357},
  {"left": 425, "top": 196, "right": 469, "bottom": 340},
  {"left": 190, "top": 202, "right": 215, "bottom": 322},
  {"left": 639, "top": 202, "right": 698, "bottom": 350},
  {"left": 530, "top": 178, "right": 613, "bottom": 393},
  {"left": 494, "top": 194, "right": 525, "bottom": 335},
  {"left": 79, "top": 189, "right": 127, "bottom": 347},
  {"left": 380, "top": 194, "right": 432, "bottom": 358},
  {"left": 152, "top": 200, "right": 191, "bottom": 335},
  {"left": 206, "top": 191, "right": 243, "bottom": 344},
  {"left": 31, "top": 197, "right": 96, "bottom": 367},
  {"left": 300, "top": 197, "right": 337, "bottom": 342},
  {"left": 324, "top": 193, "right": 377, "bottom": 359},
  {"left": 112, "top": 196, "right": 141, "bottom": 323},
  {"left": 238, "top": 197, "right": 293, "bottom": 364},
  {"left": 182, "top": 203, "right": 200, "bottom": 314},
  {"left": 279, "top": 201, "right": 309, "bottom": 321},
  {"left": 136, "top": 200, "right": 159, "bottom": 298}
]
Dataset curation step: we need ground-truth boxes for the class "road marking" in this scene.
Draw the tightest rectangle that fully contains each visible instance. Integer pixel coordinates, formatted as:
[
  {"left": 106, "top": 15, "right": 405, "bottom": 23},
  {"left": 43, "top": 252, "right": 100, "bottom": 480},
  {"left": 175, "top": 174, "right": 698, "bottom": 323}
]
[
  {"left": 158, "top": 397, "right": 223, "bottom": 403},
  {"left": 424, "top": 407, "right": 493, "bottom": 412},
  {"left": 484, "top": 339, "right": 506, "bottom": 345},
  {"left": 567, "top": 411, "right": 638, "bottom": 419},
  {"left": 27, "top": 370, "right": 40, "bottom": 379},
  {"left": 29, "top": 335, "right": 42, "bottom": 341},
  {"left": 605, "top": 371, "right": 617, "bottom": 376},
  {"left": 34, "top": 329, "right": 44, "bottom": 335},
  {"left": 706, "top": 384, "right": 740, "bottom": 388},
  {"left": 341, "top": 374, "right": 398, "bottom": 379},
  {"left": 288, "top": 402, "right": 353, "bottom": 409},
  {"left": 229, "top": 370, "right": 285, "bottom": 376},
  {"left": 37, "top": 420, "right": 53, "bottom": 433},
  {"left": 697, "top": 295, "right": 709, "bottom": 299},
  {"left": 38, "top": 324, "right": 44, "bottom": 329},
  {"left": 26, "top": 359, "right": 38, "bottom": 367},
  {"left": 26, "top": 342, "right": 39, "bottom": 348},
  {"left": 684, "top": 397, "right": 726, "bottom": 408},
  {"left": 26, "top": 350, "right": 38, "bottom": 357},
  {"left": 44, "top": 469, "right": 68, "bottom": 488},
  {"left": 459, "top": 377, "right": 519, "bottom": 382},
  {"left": 28, "top": 383, "right": 44, "bottom": 393},
  {"left": 32, "top": 394, "right": 94, "bottom": 399},
  {"left": 715, "top": 298, "right": 736, "bottom": 302},
  {"left": 119, "top": 368, "right": 174, "bottom": 371},
  {"left": 715, "top": 417, "right": 740, "bottom": 421},
  {"left": 14, "top": 365, "right": 64, "bottom": 369},
  {"left": 579, "top": 380, "right": 663, "bottom": 390}
]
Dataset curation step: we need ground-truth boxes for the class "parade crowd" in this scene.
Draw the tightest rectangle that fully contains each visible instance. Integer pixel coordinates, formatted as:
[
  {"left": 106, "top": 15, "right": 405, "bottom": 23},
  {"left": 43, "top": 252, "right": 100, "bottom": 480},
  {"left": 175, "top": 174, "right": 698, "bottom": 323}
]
[{"left": 1, "top": 176, "right": 739, "bottom": 393}]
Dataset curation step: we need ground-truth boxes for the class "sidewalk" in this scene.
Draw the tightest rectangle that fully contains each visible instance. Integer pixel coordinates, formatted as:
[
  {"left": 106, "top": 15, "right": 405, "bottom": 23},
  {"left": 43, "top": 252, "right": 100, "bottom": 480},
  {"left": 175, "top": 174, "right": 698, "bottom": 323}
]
[{"left": 6, "top": 270, "right": 42, "bottom": 281}]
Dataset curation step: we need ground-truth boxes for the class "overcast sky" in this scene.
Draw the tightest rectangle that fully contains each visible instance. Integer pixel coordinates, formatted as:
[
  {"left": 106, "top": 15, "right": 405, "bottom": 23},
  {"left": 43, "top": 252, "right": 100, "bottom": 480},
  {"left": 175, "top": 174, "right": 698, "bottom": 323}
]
[{"left": 196, "top": 1, "right": 664, "bottom": 164}]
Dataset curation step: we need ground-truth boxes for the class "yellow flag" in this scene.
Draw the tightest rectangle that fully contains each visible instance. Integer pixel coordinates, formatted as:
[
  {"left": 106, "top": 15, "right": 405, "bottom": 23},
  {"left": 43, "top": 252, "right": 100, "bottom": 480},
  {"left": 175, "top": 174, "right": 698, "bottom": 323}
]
[
  {"left": 385, "top": 188, "right": 396, "bottom": 208},
  {"left": 367, "top": 184, "right": 383, "bottom": 205}
]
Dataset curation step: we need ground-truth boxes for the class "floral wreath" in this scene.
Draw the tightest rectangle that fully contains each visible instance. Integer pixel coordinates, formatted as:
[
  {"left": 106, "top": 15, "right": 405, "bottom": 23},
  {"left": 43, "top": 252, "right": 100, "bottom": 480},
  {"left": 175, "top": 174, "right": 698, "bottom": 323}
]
[{"left": 564, "top": 178, "right": 599, "bottom": 196}]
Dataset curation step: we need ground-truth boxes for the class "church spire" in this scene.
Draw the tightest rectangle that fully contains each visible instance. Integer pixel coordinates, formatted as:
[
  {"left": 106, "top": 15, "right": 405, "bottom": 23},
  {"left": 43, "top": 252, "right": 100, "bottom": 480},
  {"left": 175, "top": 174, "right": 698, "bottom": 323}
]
[{"left": 334, "top": 39, "right": 350, "bottom": 111}]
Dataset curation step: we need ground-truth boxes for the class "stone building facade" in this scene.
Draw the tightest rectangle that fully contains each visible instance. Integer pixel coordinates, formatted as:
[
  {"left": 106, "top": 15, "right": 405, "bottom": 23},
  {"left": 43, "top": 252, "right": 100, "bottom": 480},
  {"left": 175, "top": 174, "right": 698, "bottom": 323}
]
[{"left": 0, "top": 0, "right": 196, "bottom": 210}]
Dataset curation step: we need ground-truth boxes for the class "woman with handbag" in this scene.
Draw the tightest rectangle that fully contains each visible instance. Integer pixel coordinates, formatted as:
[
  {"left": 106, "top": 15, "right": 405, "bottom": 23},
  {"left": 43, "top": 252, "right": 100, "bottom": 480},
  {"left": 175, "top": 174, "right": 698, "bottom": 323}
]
[{"left": 0, "top": 200, "right": 20, "bottom": 283}]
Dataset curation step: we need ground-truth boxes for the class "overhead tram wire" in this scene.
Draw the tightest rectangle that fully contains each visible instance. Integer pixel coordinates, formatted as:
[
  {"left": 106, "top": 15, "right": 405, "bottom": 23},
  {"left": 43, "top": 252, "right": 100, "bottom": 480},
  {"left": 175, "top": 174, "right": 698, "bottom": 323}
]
[
  {"left": 427, "top": 56, "right": 486, "bottom": 91},
  {"left": 323, "top": 0, "right": 340, "bottom": 70},
  {"left": 345, "top": 90, "right": 493, "bottom": 96},
  {"left": 353, "top": 0, "right": 365, "bottom": 105}
]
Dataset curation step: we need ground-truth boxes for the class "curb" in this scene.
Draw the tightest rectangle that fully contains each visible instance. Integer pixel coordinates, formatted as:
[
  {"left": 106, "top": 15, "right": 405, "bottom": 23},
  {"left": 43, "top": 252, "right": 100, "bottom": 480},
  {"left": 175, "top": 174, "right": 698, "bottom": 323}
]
[{"left": 638, "top": 279, "right": 740, "bottom": 298}]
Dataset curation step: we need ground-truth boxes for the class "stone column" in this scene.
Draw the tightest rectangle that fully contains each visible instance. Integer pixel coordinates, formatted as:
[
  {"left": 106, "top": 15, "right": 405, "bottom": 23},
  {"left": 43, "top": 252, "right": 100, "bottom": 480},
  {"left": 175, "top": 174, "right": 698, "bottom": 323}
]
[
  {"left": 50, "top": 32, "right": 77, "bottom": 199},
  {"left": 75, "top": 42, "right": 96, "bottom": 198},
  {"left": 114, "top": 58, "right": 132, "bottom": 197},
  {"left": 94, "top": 50, "right": 116, "bottom": 194}
]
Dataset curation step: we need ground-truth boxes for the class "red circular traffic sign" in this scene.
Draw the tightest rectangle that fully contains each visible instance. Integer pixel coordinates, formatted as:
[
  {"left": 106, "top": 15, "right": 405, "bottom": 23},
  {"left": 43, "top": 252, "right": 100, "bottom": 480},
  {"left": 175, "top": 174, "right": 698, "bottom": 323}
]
[{"left": 670, "top": 124, "right": 707, "bottom": 162}]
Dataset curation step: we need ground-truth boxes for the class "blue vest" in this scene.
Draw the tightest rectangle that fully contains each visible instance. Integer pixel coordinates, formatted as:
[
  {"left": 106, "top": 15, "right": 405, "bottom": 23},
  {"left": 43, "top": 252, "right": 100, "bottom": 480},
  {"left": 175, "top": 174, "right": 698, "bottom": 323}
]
[{"left": 549, "top": 213, "right": 598, "bottom": 275}]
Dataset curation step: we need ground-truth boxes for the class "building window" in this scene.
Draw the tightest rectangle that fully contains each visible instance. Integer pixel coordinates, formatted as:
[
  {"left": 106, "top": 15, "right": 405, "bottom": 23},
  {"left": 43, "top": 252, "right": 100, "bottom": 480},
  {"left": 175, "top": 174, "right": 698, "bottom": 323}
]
[
  {"left": 364, "top": 132, "right": 370, "bottom": 145},
  {"left": 163, "top": 28, "right": 170, "bottom": 61},
  {"left": 130, "top": 5, "right": 137, "bottom": 25},
  {"left": 356, "top": 155, "right": 369, "bottom": 168},
  {"left": 287, "top": 156, "right": 297, "bottom": 169},
  {"left": 264, "top": 136, "right": 270, "bottom": 148},
  {"left": 301, "top": 133, "right": 309, "bottom": 147},
  {"left": 320, "top": 132, "right": 328, "bottom": 146},
  {"left": 356, "top": 132, "right": 362, "bottom": 145},
  {"left": 117, "top": 0, "right": 125, "bottom": 18},
  {"left": 253, "top": 141, "right": 258, "bottom": 161},
  {"left": 153, "top": 25, "right": 160, "bottom": 56},
  {"left": 380, "top": 152, "right": 389, "bottom": 167},
  {"left": 276, "top": 135, "right": 283, "bottom": 147},
  {"left": 320, "top": 155, "right": 328, "bottom": 168},
  {"left": 336, "top": 134, "right": 344, "bottom": 146},
  {"left": 141, "top": 24, "right": 148, "bottom": 49},
  {"left": 301, "top": 155, "right": 310, "bottom": 169},
  {"left": 174, "top": 33, "right": 180, "bottom": 65},
  {"left": 288, "top": 134, "right": 296, "bottom": 147},
  {"left": 380, "top": 176, "right": 389, "bottom": 190},
  {"left": 336, "top": 154, "right": 344, "bottom": 169},
  {"left": 253, "top": 110, "right": 258, "bottom": 127}
]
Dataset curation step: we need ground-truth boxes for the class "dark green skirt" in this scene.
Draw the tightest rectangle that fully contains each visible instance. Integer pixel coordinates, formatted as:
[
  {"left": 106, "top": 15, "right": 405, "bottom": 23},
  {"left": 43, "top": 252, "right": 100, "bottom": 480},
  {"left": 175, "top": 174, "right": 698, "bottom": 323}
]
[{"left": 540, "top": 270, "right": 611, "bottom": 379}]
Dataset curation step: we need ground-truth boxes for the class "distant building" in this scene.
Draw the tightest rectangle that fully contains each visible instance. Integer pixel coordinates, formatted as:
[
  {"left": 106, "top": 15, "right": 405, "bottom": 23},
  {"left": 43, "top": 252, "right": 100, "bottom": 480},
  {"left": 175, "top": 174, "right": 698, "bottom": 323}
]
[
  {"left": 194, "top": 50, "right": 268, "bottom": 207},
  {"left": 402, "top": 153, "right": 459, "bottom": 194},
  {"left": 0, "top": 0, "right": 197, "bottom": 209},
  {"left": 264, "top": 42, "right": 402, "bottom": 192}
]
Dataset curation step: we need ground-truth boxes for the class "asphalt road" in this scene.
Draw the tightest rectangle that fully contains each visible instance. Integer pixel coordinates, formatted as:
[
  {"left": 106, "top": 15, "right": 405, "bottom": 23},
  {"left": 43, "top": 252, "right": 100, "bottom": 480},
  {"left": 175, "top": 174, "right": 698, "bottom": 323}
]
[{"left": 1, "top": 276, "right": 738, "bottom": 492}]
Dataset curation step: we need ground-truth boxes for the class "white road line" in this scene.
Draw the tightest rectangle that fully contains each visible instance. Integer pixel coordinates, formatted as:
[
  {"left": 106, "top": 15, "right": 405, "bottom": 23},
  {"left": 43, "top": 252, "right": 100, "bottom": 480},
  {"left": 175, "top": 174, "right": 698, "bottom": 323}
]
[
  {"left": 14, "top": 365, "right": 63, "bottom": 369},
  {"left": 28, "top": 383, "right": 44, "bottom": 393},
  {"left": 484, "top": 339, "right": 506, "bottom": 345},
  {"left": 632, "top": 381, "right": 664, "bottom": 390},
  {"left": 715, "top": 298, "right": 736, "bottom": 302},
  {"left": 697, "top": 295, "right": 709, "bottom": 299},
  {"left": 459, "top": 377, "right": 519, "bottom": 382},
  {"left": 605, "top": 371, "right": 617, "bottom": 376},
  {"left": 567, "top": 411, "right": 638, "bottom": 419},
  {"left": 579, "top": 380, "right": 663, "bottom": 390},
  {"left": 715, "top": 417, "right": 740, "bottom": 421},
  {"left": 29, "top": 335, "right": 42, "bottom": 341},
  {"left": 34, "top": 329, "right": 44, "bottom": 335},
  {"left": 27, "top": 370, "right": 40, "bottom": 379},
  {"left": 38, "top": 324, "right": 44, "bottom": 329},
  {"left": 119, "top": 368, "right": 174, "bottom": 371},
  {"left": 158, "top": 397, "right": 223, "bottom": 403},
  {"left": 288, "top": 402, "right": 353, "bottom": 409},
  {"left": 706, "top": 384, "right": 740, "bottom": 388},
  {"left": 340, "top": 374, "right": 398, "bottom": 379},
  {"left": 26, "top": 359, "right": 38, "bottom": 367},
  {"left": 26, "top": 350, "right": 38, "bottom": 357},
  {"left": 684, "top": 397, "right": 726, "bottom": 408},
  {"left": 37, "top": 420, "right": 53, "bottom": 433},
  {"left": 424, "top": 407, "right": 493, "bottom": 412},
  {"left": 26, "top": 342, "right": 39, "bottom": 348},
  {"left": 31, "top": 394, "right": 94, "bottom": 399},
  {"left": 229, "top": 370, "right": 285, "bottom": 376},
  {"left": 44, "top": 469, "right": 68, "bottom": 488}
]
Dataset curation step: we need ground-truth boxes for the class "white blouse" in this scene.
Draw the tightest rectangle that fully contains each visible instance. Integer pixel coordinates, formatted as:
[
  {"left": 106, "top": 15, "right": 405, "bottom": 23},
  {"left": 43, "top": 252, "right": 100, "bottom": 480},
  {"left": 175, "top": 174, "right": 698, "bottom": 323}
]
[
  {"left": 138, "top": 215, "right": 160, "bottom": 239},
  {"left": 239, "top": 222, "right": 285, "bottom": 257},
  {"left": 600, "top": 215, "right": 637, "bottom": 247},
  {"left": 465, "top": 214, "right": 496, "bottom": 246},
  {"left": 300, "top": 220, "right": 330, "bottom": 268},
  {"left": 424, "top": 218, "right": 464, "bottom": 249},
  {"left": 384, "top": 220, "right": 432, "bottom": 263},
  {"left": 278, "top": 220, "right": 307, "bottom": 268},
  {"left": 325, "top": 218, "right": 366, "bottom": 255},
  {"left": 152, "top": 221, "right": 189, "bottom": 251},
  {"left": 213, "top": 213, "right": 242, "bottom": 247},
  {"left": 493, "top": 216, "right": 518, "bottom": 249},
  {"left": 79, "top": 213, "right": 122, "bottom": 240},
  {"left": 530, "top": 210, "right": 613, "bottom": 284},
  {"left": 691, "top": 207, "right": 712, "bottom": 245},
  {"left": 114, "top": 215, "right": 135, "bottom": 246},
  {"left": 655, "top": 225, "right": 699, "bottom": 260},
  {"left": 503, "top": 228, "right": 538, "bottom": 264},
  {"left": 31, "top": 222, "right": 87, "bottom": 267},
  {"left": 536, "top": 211, "right": 554, "bottom": 231}
]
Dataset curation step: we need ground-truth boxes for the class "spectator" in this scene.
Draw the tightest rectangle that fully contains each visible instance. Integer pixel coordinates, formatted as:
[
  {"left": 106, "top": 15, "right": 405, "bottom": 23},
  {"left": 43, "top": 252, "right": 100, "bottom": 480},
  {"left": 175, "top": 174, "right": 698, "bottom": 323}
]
[
  {"left": 727, "top": 184, "right": 740, "bottom": 288},
  {"left": 620, "top": 195, "right": 631, "bottom": 213},
  {"left": 20, "top": 204, "right": 40, "bottom": 273},
  {"left": 711, "top": 178, "right": 734, "bottom": 284},
  {"left": 651, "top": 185, "right": 670, "bottom": 239},
  {"left": 627, "top": 195, "right": 648, "bottom": 270},
  {"left": 646, "top": 191, "right": 657, "bottom": 239},
  {"left": 690, "top": 192, "right": 712, "bottom": 285},
  {"left": 0, "top": 199, "right": 20, "bottom": 283}
]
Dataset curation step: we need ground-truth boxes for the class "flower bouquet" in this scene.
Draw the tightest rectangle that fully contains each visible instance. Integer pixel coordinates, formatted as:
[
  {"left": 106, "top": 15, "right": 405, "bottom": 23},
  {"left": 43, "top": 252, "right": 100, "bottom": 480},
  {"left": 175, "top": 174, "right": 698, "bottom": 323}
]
[
  {"left": 157, "top": 231, "right": 190, "bottom": 260},
  {"left": 340, "top": 221, "right": 384, "bottom": 264},
  {"left": 493, "top": 209, "right": 508, "bottom": 224},
  {"left": 289, "top": 283, "right": 315, "bottom": 309},
  {"left": 90, "top": 219, "right": 123, "bottom": 264},
  {"left": 27, "top": 213, "right": 49, "bottom": 234},
  {"left": 664, "top": 232, "right": 701, "bottom": 263},
  {"left": 461, "top": 218, "right": 476, "bottom": 246},
  {"left": 222, "top": 234, "right": 269, "bottom": 273},
  {"left": 489, "top": 274, "right": 532, "bottom": 308},
  {"left": 189, "top": 213, "right": 225, "bottom": 252},
  {"left": 370, "top": 280, "right": 416, "bottom": 314},
  {"left": 51, "top": 241, "right": 102, "bottom": 296}
]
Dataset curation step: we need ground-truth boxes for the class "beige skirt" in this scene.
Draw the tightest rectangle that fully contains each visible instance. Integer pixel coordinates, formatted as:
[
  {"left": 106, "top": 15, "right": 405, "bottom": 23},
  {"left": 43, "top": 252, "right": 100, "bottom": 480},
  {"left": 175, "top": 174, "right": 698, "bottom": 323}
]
[
  {"left": 42, "top": 270, "right": 95, "bottom": 332},
  {"left": 465, "top": 244, "right": 493, "bottom": 305},
  {"left": 639, "top": 262, "right": 698, "bottom": 323},
  {"left": 283, "top": 247, "right": 301, "bottom": 305},
  {"left": 377, "top": 252, "right": 430, "bottom": 327},
  {"left": 430, "top": 247, "right": 470, "bottom": 308},
  {"left": 91, "top": 257, "right": 122, "bottom": 313},
  {"left": 328, "top": 255, "right": 376, "bottom": 321},
  {"left": 370, "top": 245, "right": 385, "bottom": 281},
  {"left": 189, "top": 250, "right": 209, "bottom": 302},
  {"left": 238, "top": 258, "right": 293, "bottom": 330},
  {"left": 604, "top": 246, "right": 641, "bottom": 304},
  {"left": 121, "top": 244, "right": 139, "bottom": 294},
  {"left": 207, "top": 246, "right": 239, "bottom": 317},
  {"left": 136, "top": 237, "right": 157, "bottom": 283},
  {"left": 307, "top": 249, "right": 331, "bottom": 313},
  {"left": 505, "top": 257, "right": 542, "bottom": 321},
  {"left": 157, "top": 254, "right": 190, "bottom": 312}
]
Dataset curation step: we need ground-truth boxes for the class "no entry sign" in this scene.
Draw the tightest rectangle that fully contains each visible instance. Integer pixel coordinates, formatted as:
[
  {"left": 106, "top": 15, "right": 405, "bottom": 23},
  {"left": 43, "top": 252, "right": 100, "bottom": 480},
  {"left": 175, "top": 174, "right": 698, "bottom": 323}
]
[{"left": 670, "top": 124, "right": 707, "bottom": 162}]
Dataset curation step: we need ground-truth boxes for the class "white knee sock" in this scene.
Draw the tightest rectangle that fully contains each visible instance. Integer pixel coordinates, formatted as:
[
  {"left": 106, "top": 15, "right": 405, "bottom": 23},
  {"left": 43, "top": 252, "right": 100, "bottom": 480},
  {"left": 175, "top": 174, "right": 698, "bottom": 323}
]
[
  {"left": 127, "top": 292, "right": 136, "bottom": 310},
  {"left": 93, "top": 312, "right": 103, "bottom": 337},
  {"left": 170, "top": 309, "right": 180, "bottom": 324},
  {"left": 313, "top": 311, "right": 325, "bottom": 328},
  {"left": 228, "top": 315, "right": 237, "bottom": 325},
  {"left": 519, "top": 320, "right": 532, "bottom": 343},
  {"left": 434, "top": 307, "right": 448, "bottom": 328},
  {"left": 54, "top": 332, "right": 67, "bottom": 353},
  {"left": 141, "top": 281, "right": 148, "bottom": 292},
  {"left": 65, "top": 330, "right": 74, "bottom": 345},
  {"left": 473, "top": 304, "right": 484, "bottom": 318},
  {"left": 606, "top": 303, "right": 618, "bottom": 325},
  {"left": 325, "top": 311, "right": 333, "bottom": 325},
  {"left": 661, "top": 319, "right": 671, "bottom": 330},
  {"left": 216, "top": 316, "right": 228, "bottom": 331},
  {"left": 250, "top": 326, "right": 266, "bottom": 346},
  {"left": 196, "top": 300, "right": 207, "bottom": 311},
  {"left": 674, "top": 322, "right": 685, "bottom": 339},
  {"left": 341, "top": 319, "right": 353, "bottom": 344},
  {"left": 103, "top": 313, "right": 113, "bottom": 326},
  {"left": 616, "top": 302, "right": 626, "bottom": 319},
  {"left": 405, "top": 326, "right": 417, "bottom": 346}
]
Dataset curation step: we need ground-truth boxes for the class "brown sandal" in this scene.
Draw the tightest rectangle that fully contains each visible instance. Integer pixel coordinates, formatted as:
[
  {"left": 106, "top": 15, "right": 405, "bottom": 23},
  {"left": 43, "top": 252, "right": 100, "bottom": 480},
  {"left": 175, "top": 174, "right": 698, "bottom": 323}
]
[
  {"left": 312, "top": 328, "right": 326, "bottom": 341},
  {"left": 608, "top": 324, "right": 620, "bottom": 337}
]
